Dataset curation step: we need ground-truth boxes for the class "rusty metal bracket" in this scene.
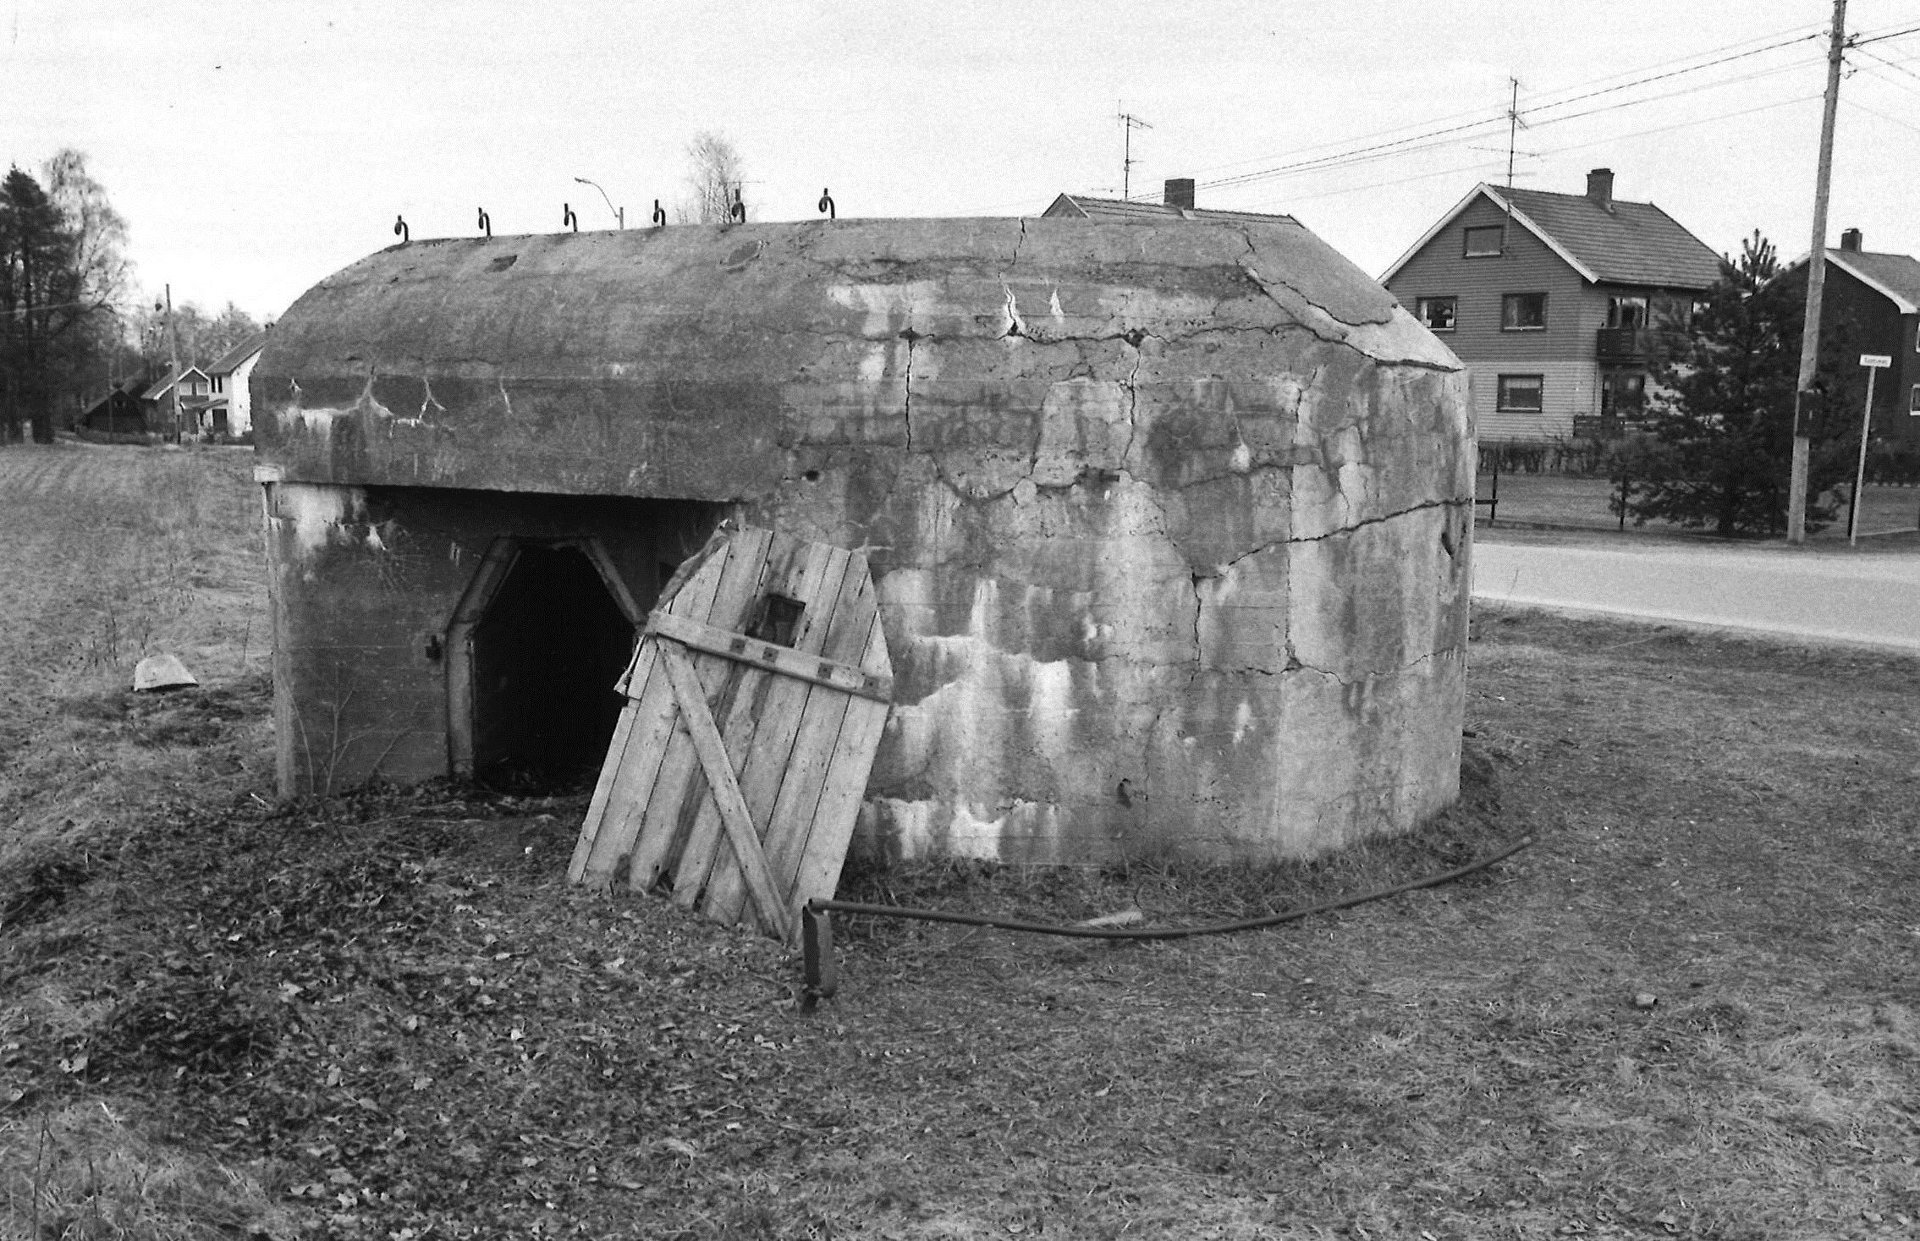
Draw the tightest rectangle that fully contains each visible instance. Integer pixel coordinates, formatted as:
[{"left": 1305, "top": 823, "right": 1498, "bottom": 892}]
[{"left": 799, "top": 903, "right": 839, "bottom": 1012}]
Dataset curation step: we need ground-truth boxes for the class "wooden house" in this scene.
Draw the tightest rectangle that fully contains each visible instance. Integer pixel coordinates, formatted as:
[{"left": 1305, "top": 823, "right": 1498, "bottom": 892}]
[
  {"left": 1778, "top": 230, "right": 1920, "bottom": 448},
  {"left": 205, "top": 332, "right": 268, "bottom": 437},
  {"left": 141, "top": 364, "right": 212, "bottom": 435},
  {"left": 1381, "top": 169, "right": 1721, "bottom": 444},
  {"left": 79, "top": 379, "right": 151, "bottom": 435}
]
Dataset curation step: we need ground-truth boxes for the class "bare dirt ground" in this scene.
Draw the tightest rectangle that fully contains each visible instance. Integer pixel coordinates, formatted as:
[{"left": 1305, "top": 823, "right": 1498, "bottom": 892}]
[{"left": 1, "top": 445, "right": 1917, "bottom": 1240}]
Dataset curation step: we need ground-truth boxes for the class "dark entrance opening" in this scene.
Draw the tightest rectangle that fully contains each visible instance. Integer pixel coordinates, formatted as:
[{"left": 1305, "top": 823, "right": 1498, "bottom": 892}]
[{"left": 470, "top": 543, "right": 634, "bottom": 790}]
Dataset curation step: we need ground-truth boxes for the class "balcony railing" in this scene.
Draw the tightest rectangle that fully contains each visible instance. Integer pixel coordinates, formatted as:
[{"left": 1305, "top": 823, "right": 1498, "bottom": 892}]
[{"left": 1595, "top": 327, "right": 1656, "bottom": 363}]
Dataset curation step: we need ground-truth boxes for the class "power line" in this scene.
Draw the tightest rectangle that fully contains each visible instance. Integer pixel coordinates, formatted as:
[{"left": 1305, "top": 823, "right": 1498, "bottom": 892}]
[
  {"left": 1192, "top": 34, "right": 1823, "bottom": 199},
  {"left": 1239, "top": 91, "right": 1819, "bottom": 216},
  {"left": 1852, "top": 22, "right": 1920, "bottom": 47},
  {"left": 1176, "top": 18, "right": 1827, "bottom": 188},
  {"left": 1197, "top": 51, "right": 1821, "bottom": 201},
  {"left": 1853, "top": 43, "right": 1920, "bottom": 87},
  {"left": 1842, "top": 94, "right": 1920, "bottom": 136}
]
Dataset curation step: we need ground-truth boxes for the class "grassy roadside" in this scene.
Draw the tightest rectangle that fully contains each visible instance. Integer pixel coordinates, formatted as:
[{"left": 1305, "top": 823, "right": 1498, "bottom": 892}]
[
  {"left": 1477, "top": 472, "right": 1920, "bottom": 543},
  {"left": 1, "top": 445, "right": 1916, "bottom": 1240}
]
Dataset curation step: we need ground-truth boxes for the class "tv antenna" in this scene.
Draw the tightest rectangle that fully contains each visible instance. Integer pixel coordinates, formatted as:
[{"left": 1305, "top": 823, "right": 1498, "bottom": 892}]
[
  {"left": 1503, "top": 77, "right": 1528, "bottom": 193},
  {"left": 1118, "top": 107, "right": 1152, "bottom": 199}
]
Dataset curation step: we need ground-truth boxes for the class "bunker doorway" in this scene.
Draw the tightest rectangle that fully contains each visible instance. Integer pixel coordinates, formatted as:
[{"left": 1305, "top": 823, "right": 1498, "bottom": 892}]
[{"left": 449, "top": 539, "right": 640, "bottom": 792}]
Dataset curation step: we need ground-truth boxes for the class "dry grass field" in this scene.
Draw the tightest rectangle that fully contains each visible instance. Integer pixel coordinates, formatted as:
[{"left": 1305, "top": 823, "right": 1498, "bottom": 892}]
[{"left": 0, "top": 444, "right": 1916, "bottom": 1240}]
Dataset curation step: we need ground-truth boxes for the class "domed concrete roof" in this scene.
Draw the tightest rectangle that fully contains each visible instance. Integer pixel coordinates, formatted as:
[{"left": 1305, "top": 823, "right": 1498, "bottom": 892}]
[{"left": 256, "top": 216, "right": 1457, "bottom": 500}]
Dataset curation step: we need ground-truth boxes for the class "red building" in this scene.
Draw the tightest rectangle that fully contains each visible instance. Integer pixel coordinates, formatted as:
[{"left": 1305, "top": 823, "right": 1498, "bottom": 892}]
[{"left": 1779, "top": 230, "right": 1920, "bottom": 449}]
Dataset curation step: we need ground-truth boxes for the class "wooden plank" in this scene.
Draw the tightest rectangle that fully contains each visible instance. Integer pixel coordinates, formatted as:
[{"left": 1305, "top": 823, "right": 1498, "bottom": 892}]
[
  {"left": 698, "top": 546, "right": 858, "bottom": 928},
  {"left": 758, "top": 568, "right": 880, "bottom": 904},
  {"left": 645, "top": 609, "right": 893, "bottom": 702},
  {"left": 570, "top": 531, "right": 735, "bottom": 886},
  {"left": 568, "top": 639, "right": 677, "bottom": 885},
  {"left": 670, "top": 537, "right": 836, "bottom": 916},
  {"left": 784, "top": 611, "right": 892, "bottom": 925},
  {"left": 628, "top": 528, "right": 774, "bottom": 894},
  {"left": 571, "top": 524, "right": 894, "bottom": 944},
  {"left": 657, "top": 643, "right": 789, "bottom": 936},
  {"left": 567, "top": 643, "right": 650, "bottom": 884}
]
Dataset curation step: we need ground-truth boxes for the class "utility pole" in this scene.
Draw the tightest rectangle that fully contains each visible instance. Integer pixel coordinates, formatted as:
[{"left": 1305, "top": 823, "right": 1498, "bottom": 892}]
[
  {"left": 1789, "top": 0, "right": 1848, "bottom": 544},
  {"left": 163, "top": 283, "right": 183, "bottom": 444},
  {"left": 1118, "top": 108, "right": 1152, "bottom": 199}
]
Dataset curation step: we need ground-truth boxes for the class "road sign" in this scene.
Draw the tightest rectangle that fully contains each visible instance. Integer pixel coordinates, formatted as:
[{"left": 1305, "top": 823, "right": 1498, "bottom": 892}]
[{"left": 1860, "top": 354, "right": 1892, "bottom": 368}]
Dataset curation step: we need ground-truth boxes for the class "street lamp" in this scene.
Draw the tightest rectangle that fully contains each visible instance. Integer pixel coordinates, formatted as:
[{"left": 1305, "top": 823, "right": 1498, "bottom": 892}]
[{"left": 573, "top": 177, "right": 624, "bottom": 230}]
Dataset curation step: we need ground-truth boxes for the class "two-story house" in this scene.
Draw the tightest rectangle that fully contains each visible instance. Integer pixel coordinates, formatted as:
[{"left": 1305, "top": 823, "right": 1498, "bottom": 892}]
[
  {"left": 1777, "top": 229, "right": 1920, "bottom": 449},
  {"left": 140, "top": 364, "right": 214, "bottom": 435},
  {"left": 205, "top": 331, "right": 268, "bottom": 437},
  {"left": 1381, "top": 169, "right": 1722, "bottom": 444}
]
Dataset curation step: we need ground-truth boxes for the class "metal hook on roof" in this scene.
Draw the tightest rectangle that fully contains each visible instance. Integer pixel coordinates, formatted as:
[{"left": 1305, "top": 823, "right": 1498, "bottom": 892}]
[
  {"left": 563, "top": 203, "right": 578, "bottom": 233},
  {"left": 477, "top": 208, "right": 491, "bottom": 238},
  {"left": 652, "top": 199, "right": 667, "bottom": 228},
  {"left": 817, "top": 189, "right": 835, "bottom": 221},
  {"left": 729, "top": 187, "right": 746, "bottom": 224},
  {"left": 393, "top": 215, "right": 409, "bottom": 245}
]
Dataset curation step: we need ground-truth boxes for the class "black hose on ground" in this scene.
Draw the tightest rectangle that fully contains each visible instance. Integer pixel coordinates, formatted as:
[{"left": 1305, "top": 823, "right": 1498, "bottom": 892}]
[{"left": 798, "top": 831, "right": 1536, "bottom": 1008}]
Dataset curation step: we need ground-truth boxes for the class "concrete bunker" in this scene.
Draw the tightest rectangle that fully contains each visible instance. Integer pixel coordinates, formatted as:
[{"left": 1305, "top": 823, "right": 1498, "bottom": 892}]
[{"left": 255, "top": 216, "right": 1471, "bottom": 862}]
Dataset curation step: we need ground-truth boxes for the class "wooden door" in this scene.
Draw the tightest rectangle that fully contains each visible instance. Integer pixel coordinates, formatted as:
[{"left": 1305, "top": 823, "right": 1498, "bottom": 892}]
[{"left": 567, "top": 526, "right": 892, "bottom": 942}]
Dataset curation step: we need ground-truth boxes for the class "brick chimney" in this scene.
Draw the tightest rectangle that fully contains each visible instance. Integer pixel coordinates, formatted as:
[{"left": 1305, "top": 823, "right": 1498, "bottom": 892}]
[
  {"left": 1586, "top": 168, "right": 1615, "bottom": 212},
  {"left": 1840, "top": 227, "right": 1863, "bottom": 252},
  {"left": 1163, "top": 178, "right": 1195, "bottom": 210}
]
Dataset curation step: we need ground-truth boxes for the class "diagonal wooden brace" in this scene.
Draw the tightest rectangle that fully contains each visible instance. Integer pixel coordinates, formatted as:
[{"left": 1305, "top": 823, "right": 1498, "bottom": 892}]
[{"left": 657, "top": 642, "right": 792, "bottom": 939}]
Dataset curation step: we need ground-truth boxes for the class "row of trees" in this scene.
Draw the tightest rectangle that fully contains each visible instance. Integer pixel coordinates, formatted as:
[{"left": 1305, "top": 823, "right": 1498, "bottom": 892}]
[
  {"left": 1619, "top": 231, "right": 1864, "bottom": 536},
  {"left": 1, "top": 150, "right": 263, "bottom": 443},
  {"left": 1, "top": 152, "right": 131, "bottom": 442}
]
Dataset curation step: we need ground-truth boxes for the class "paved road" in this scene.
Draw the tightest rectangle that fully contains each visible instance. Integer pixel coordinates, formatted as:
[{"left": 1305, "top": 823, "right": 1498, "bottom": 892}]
[{"left": 1472, "top": 538, "right": 1920, "bottom": 653}]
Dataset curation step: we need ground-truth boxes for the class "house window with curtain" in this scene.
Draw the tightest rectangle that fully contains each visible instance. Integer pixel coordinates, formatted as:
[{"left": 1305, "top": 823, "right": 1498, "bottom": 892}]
[
  {"left": 1502, "top": 292, "right": 1548, "bottom": 331},
  {"left": 1496, "top": 375, "right": 1544, "bottom": 412},
  {"left": 1606, "top": 296, "right": 1649, "bottom": 329},
  {"left": 1416, "top": 296, "right": 1457, "bottom": 331}
]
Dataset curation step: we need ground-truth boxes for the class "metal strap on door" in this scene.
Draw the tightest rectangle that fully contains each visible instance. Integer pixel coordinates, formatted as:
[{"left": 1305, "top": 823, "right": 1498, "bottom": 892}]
[{"left": 567, "top": 526, "right": 892, "bottom": 943}]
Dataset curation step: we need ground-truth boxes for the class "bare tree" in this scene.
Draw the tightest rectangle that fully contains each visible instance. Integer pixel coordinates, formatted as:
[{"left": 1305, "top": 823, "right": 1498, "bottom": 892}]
[
  {"left": 43, "top": 149, "right": 131, "bottom": 321},
  {"left": 677, "top": 131, "right": 745, "bottom": 224}
]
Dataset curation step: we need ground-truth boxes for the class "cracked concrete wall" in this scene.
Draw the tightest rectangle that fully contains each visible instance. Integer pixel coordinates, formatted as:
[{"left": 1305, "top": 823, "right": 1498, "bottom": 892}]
[{"left": 256, "top": 217, "right": 1470, "bottom": 862}]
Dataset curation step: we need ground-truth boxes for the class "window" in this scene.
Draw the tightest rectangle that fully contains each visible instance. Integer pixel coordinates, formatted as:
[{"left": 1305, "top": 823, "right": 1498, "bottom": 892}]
[
  {"left": 211, "top": 375, "right": 224, "bottom": 394},
  {"left": 1601, "top": 371, "right": 1646, "bottom": 419},
  {"left": 1416, "top": 296, "right": 1457, "bottom": 331},
  {"left": 1606, "top": 296, "right": 1649, "bottom": 329},
  {"left": 1496, "top": 375, "right": 1544, "bottom": 412},
  {"left": 1502, "top": 292, "right": 1548, "bottom": 330},
  {"left": 1911, "top": 384, "right": 1919, "bottom": 415},
  {"left": 1464, "top": 226, "right": 1504, "bottom": 257}
]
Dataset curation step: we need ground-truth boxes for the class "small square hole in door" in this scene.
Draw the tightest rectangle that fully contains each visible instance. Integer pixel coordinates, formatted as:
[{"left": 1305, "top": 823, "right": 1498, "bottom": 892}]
[{"left": 748, "top": 594, "right": 806, "bottom": 647}]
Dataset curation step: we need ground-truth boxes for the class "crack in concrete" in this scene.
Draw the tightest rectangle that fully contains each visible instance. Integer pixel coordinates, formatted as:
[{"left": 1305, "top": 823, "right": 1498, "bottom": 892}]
[
  {"left": 900, "top": 324, "right": 917, "bottom": 452},
  {"left": 1197, "top": 494, "right": 1470, "bottom": 581},
  {"left": 1231, "top": 231, "right": 1456, "bottom": 374}
]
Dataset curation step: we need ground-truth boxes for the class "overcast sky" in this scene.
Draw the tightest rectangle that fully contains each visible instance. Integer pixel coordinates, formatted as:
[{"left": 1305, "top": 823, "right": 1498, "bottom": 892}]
[{"left": 6, "top": 0, "right": 1918, "bottom": 322}]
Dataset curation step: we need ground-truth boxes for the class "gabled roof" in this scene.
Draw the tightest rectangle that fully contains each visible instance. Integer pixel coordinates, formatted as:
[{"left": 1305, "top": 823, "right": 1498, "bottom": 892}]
[
  {"left": 1042, "top": 193, "right": 1299, "bottom": 227},
  {"left": 1380, "top": 183, "right": 1722, "bottom": 290},
  {"left": 1781, "top": 248, "right": 1920, "bottom": 315},
  {"left": 82, "top": 379, "right": 146, "bottom": 414},
  {"left": 140, "top": 365, "right": 210, "bottom": 402},
  {"left": 206, "top": 332, "right": 268, "bottom": 376}
]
